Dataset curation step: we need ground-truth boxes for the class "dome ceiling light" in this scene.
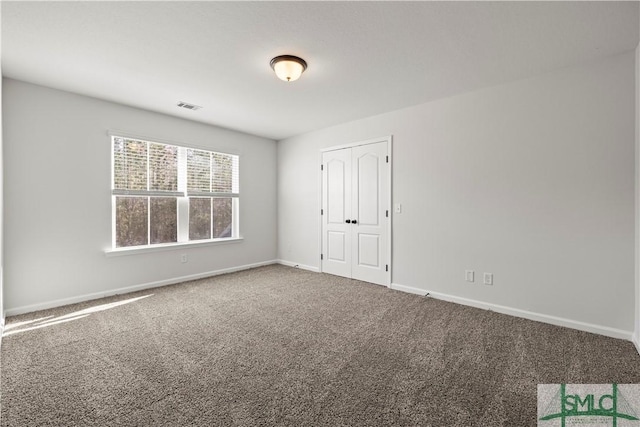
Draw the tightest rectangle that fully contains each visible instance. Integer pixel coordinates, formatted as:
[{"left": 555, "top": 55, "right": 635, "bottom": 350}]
[{"left": 270, "top": 55, "right": 307, "bottom": 82}]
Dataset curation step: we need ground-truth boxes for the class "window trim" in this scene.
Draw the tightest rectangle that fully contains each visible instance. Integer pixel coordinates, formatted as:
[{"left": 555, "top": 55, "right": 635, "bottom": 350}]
[
  {"left": 107, "top": 130, "right": 242, "bottom": 157},
  {"left": 103, "top": 237, "right": 244, "bottom": 257},
  {"left": 109, "top": 131, "right": 240, "bottom": 251}
]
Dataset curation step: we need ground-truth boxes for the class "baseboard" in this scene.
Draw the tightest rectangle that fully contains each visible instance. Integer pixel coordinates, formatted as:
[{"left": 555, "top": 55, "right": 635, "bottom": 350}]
[
  {"left": 390, "top": 283, "right": 633, "bottom": 341},
  {"left": 633, "top": 334, "right": 640, "bottom": 356},
  {"left": 277, "top": 259, "right": 320, "bottom": 273},
  {"left": 391, "top": 283, "right": 429, "bottom": 296},
  {"left": 5, "top": 260, "right": 279, "bottom": 317}
]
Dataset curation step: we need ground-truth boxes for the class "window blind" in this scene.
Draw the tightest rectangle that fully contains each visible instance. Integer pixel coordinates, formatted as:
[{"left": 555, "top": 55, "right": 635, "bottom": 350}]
[
  {"left": 187, "top": 148, "right": 239, "bottom": 197},
  {"left": 112, "top": 137, "right": 183, "bottom": 197}
]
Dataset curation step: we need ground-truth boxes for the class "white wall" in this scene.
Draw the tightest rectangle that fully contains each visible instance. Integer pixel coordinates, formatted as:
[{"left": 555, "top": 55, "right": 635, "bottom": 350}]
[
  {"left": 3, "top": 79, "right": 277, "bottom": 313},
  {"left": 279, "top": 51, "right": 636, "bottom": 335}
]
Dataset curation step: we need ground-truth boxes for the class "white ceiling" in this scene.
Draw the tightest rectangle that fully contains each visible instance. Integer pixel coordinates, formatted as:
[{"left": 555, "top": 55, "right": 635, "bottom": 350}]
[{"left": 2, "top": 1, "right": 639, "bottom": 141}]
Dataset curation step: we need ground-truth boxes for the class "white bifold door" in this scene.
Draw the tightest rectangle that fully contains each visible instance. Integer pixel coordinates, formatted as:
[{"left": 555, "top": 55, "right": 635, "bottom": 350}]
[{"left": 321, "top": 141, "right": 390, "bottom": 286}]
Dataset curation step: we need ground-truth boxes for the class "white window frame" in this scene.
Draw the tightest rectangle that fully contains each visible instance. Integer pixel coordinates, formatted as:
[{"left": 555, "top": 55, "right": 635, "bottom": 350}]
[{"left": 108, "top": 133, "right": 240, "bottom": 253}]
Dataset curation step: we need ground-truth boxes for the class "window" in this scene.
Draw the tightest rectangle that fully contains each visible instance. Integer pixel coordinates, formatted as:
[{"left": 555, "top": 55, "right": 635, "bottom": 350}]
[{"left": 111, "top": 136, "right": 239, "bottom": 249}]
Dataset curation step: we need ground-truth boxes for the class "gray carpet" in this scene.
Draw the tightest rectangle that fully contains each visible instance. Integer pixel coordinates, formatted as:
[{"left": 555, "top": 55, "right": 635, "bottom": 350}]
[{"left": 2, "top": 264, "right": 640, "bottom": 426}]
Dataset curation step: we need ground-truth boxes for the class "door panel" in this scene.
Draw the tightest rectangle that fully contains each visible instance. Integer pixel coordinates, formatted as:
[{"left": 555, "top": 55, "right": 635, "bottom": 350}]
[
  {"left": 351, "top": 142, "right": 388, "bottom": 285},
  {"left": 356, "top": 153, "right": 379, "bottom": 226},
  {"left": 326, "top": 158, "right": 346, "bottom": 224},
  {"left": 357, "top": 234, "right": 380, "bottom": 267},
  {"left": 322, "top": 149, "right": 351, "bottom": 278},
  {"left": 327, "top": 231, "right": 346, "bottom": 262}
]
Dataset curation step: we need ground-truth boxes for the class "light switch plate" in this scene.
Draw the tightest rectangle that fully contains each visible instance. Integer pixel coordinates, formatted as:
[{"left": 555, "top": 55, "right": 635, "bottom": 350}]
[{"left": 465, "top": 270, "right": 474, "bottom": 282}]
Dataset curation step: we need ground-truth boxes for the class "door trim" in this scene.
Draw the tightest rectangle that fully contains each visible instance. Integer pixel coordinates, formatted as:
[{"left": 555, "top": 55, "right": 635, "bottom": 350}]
[{"left": 318, "top": 135, "right": 393, "bottom": 286}]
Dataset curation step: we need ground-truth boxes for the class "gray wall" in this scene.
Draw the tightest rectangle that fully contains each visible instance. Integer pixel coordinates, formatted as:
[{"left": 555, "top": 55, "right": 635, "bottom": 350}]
[
  {"left": 3, "top": 79, "right": 277, "bottom": 313},
  {"left": 278, "top": 51, "right": 636, "bottom": 335}
]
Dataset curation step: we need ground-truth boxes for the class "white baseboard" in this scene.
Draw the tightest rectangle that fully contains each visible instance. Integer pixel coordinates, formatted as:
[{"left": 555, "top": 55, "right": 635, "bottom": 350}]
[
  {"left": 5, "top": 260, "right": 279, "bottom": 317},
  {"left": 390, "top": 283, "right": 634, "bottom": 341},
  {"left": 633, "top": 334, "right": 640, "bottom": 356},
  {"left": 391, "top": 283, "right": 429, "bottom": 296},
  {"left": 277, "top": 259, "right": 320, "bottom": 273}
]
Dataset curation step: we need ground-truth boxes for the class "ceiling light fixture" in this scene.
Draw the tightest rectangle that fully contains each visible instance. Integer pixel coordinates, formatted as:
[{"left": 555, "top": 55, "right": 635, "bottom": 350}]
[{"left": 270, "top": 55, "right": 307, "bottom": 82}]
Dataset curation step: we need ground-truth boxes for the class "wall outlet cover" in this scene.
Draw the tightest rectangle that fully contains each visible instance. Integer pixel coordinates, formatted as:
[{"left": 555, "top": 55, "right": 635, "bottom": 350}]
[{"left": 483, "top": 273, "right": 493, "bottom": 285}]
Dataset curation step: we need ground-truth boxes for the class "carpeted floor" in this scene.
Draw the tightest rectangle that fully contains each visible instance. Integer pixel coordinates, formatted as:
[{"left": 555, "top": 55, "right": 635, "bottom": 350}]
[{"left": 2, "top": 264, "right": 640, "bottom": 426}]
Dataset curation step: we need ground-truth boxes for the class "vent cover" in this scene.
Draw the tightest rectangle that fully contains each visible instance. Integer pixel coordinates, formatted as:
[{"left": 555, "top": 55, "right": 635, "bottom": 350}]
[{"left": 177, "top": 102, "right": 202, "bottom": 111}]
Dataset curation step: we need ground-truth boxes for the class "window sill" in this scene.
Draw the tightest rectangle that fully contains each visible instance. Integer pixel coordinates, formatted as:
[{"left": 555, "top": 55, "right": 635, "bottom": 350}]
[{"left": 104, "top": 237, "right": 243, "bottom": 257}]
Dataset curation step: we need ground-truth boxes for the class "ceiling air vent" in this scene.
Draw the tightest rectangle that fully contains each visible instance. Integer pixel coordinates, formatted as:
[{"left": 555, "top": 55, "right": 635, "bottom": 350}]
[{"left": 177, "top": 102, "right": 202, "bottom": 111}]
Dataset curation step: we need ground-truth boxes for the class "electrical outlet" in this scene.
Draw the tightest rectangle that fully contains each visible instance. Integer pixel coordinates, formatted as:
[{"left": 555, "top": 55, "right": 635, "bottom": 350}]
[
  {"left": 181, "top": 254, "right": 188, "bottom": 263},
  {"left": 465, "top": 270, "right": 474, "bottom": 282},
  {"left": 483, "top": 273, "right": 493, "bottom": 285}
]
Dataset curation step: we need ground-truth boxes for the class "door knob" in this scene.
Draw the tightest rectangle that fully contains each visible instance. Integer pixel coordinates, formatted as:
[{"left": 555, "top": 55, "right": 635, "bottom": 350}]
[
  {"left": 352, "top": 220, "right": 357, "bottom": 224},
  {"left": 345, "top": 219, "right": 351, "bottom": 223}
]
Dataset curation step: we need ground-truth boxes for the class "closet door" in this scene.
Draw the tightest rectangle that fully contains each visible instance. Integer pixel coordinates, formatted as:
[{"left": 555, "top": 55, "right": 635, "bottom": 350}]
[
  {"left": 321, "top": 141, "right": 389, "bottom": 286},
  {"left": 321, "top": 148, "right": 352, "bottom": 279},
  {"left": 351, "top": 142, "right": 388, "bottom": 285}
]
